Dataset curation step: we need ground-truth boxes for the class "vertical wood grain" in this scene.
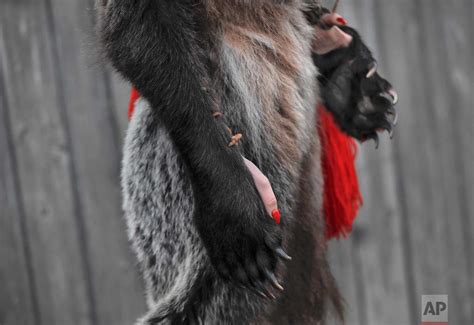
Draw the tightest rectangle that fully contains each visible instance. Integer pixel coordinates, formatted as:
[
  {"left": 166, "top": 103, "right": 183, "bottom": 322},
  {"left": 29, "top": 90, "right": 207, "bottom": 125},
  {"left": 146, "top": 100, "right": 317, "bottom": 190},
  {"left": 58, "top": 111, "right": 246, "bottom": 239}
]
[
  {"left": 0, "top": 39, "right": 38, "bottom": 325},
  {"left": 438, "top": 0, "right": 473, "bottom": 320},
  {"left": 418, "top": 1, "right": 471, "bottom": 322},
  {"left": 342, "top": 0, "right": 412, "bottom": 324},
  {"left": 374, "top": 0, "right": 472, "bottom": 324},
  {"left": 0, "top": 1, "right": 92, "bottom": 324},
  {"left": 45, "top": 0, "right": 146, "bottom": 323},
  {"left": 327, "top": 239, "right": 362, "bottom": 325}
]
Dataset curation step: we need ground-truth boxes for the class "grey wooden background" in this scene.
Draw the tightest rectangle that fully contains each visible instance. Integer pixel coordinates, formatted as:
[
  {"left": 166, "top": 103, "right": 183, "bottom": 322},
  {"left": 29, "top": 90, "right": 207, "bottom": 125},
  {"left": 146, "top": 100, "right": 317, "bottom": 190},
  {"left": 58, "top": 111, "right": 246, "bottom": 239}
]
[{"left": 0, "top": 0, "right": 472, "bottom": 324}]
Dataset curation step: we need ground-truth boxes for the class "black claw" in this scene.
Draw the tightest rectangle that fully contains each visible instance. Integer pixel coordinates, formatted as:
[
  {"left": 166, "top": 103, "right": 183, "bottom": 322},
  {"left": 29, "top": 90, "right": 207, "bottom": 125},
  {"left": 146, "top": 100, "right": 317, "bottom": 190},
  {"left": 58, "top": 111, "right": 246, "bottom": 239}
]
[
  {"left": 266, "top": 288, "right": 277, "bottom": 300},
  {"left": 381, "top": 121, "right": 395, "bottom": 138},
  {"left": 257, "top": 290, "right": 268, "bottom": 299},
  {"left": 386, "top": 108, "right": 399, "bottom": 127},
  {"left": 366, "top": 61, "right": 377, "bottom": 78},
  {"left": 367, "top": 133, "right": 379, "bottom": 149},
  {"left": 265, "top": 270, "right": 284, "bottom": 291},
  {"left": 388, "top": 89, "right": 399, "bottom": 105},
  {"left": 246, "top": 280, "right": 269, "bottom": 299},
  {"left": 275, "top": 248, "right": 292, "bottom": 261},
  {"left": 256, "top": 281, "right": 275, "bottom": 300},
  {"left": 392, "top": 110, "right": 399, "bottom": 126},
  {"left": 379, "top": 92, "right": 394, "bottom": 104},
  {"left": 251, "top": 283, "right": 269, "bottom": 299}
]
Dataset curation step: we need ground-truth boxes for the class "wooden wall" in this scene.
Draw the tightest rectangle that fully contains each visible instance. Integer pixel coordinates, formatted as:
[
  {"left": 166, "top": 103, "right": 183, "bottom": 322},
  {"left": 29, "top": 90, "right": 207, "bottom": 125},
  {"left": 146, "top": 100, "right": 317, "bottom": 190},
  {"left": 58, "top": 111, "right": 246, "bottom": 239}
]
[{"left": 0, "top": 0, "right": 472, "bottom": 324}]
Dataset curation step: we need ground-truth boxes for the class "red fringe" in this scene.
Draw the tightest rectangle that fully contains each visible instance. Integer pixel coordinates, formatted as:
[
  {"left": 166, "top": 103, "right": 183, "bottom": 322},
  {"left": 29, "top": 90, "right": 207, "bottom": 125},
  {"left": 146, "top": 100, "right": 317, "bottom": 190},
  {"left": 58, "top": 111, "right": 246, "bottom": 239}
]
[
  {"left": 128, "top": 87, "right": 140, "bottom": 121},
  {"left": 128, "top": 89, "right": 362, "bottom": 240},
  {"left": 318, "top": 106, "right": 363, "bottom": 239}
]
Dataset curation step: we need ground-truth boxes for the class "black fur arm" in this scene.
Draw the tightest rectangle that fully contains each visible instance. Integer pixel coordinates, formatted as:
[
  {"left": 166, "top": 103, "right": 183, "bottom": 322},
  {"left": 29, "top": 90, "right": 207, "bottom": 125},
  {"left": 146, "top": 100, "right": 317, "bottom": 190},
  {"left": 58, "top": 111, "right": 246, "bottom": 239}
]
[
  {"left": 99, "top": 1, "right": 237, "bottom": 176},
  {"left": 98, "top": 0, "right": 284, "bottom": 293}
]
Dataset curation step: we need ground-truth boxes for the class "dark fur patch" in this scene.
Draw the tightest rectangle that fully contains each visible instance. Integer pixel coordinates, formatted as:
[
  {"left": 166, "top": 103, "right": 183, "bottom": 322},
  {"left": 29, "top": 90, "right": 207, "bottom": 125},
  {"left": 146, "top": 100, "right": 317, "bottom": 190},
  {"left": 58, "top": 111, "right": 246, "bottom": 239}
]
[{"left": 267, "top": 135, "right": 344, "bottom": 323}]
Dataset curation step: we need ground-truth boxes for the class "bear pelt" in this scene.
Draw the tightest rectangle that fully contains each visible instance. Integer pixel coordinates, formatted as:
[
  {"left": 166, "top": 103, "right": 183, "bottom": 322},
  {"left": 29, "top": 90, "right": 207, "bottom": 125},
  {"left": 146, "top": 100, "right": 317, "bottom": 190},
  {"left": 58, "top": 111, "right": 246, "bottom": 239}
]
[{"left": 96, "top": 0, "right": 396, "bottom": 324}]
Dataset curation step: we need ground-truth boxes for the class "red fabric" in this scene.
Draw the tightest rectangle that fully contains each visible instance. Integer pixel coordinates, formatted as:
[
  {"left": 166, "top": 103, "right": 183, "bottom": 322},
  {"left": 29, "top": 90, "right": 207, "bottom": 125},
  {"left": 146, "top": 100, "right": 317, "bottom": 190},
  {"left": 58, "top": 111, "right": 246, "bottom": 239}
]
[
  {"left": 128, "top": 89, "right": 362, "bottom": 240},
  {"left": 318, "top": 105, "right": 363, "bottom": 239},
  {"left": 128, "top": 87, "right": 140, "bottom": 121}
]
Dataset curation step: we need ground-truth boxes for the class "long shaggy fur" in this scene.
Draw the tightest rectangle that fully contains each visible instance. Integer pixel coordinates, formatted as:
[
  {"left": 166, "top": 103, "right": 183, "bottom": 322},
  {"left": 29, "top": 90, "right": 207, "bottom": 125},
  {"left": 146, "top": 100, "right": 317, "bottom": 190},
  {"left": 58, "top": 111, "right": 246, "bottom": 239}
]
[{"left": 97, "top": 0, "right": 343, "bottom": 324}]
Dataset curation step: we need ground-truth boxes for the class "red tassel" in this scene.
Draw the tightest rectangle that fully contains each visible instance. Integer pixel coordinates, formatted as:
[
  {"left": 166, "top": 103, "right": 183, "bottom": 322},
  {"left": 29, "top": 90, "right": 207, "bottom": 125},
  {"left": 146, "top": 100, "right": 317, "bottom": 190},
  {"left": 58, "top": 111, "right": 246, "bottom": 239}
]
[
  {"left": 128, "top": 89, "right": 362, "bottom": 240},
  {"left": 318, "top": 105, "right": 363, "bottom": 240},
  {"left": 128, "top": 87, "right": 140, "bottom": 121}
]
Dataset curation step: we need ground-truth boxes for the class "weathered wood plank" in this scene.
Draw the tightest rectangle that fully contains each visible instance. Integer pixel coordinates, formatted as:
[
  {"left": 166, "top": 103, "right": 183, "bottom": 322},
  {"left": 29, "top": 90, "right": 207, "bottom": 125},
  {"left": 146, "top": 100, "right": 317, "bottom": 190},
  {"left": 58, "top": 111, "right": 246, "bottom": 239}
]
[
  {"left": 372, "top": 3, "right": 434, "bottom": 324},
  {"left": 438, "top": 0, "right": 474, "bottom": 320},
  {"left": 417, "top": 1, "right": 472, "bottom": 323},
  {"left": 340, "top": 0, "right": 412, "bottom": 324},
  {"left": 46, "top": 0, "right": 146, "bottom": 323},
  {"left": 375, "top": 1, "right": 472, "bottom": 324},
  {"left": 0, "top": 46, "right": 37, "bottom": 325},
  {"left": 0, "top": 1, "right": 92, "bottom": 324},
  {"left": 327, "top": 239, "right": 362, "bottom": 325}
]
